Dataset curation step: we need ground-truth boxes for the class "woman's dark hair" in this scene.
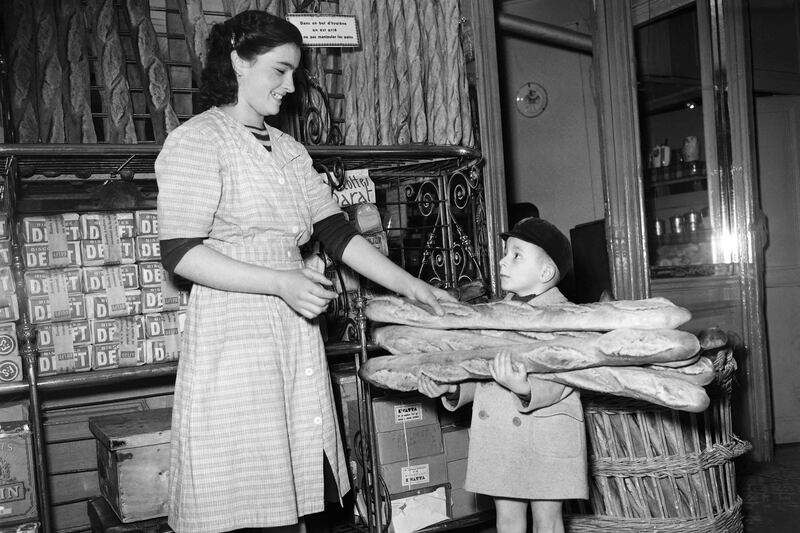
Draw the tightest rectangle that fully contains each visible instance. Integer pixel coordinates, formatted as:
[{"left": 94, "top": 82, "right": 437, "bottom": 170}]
[{"left": 199, "top": 10, "right": 303, "bottom": 110}]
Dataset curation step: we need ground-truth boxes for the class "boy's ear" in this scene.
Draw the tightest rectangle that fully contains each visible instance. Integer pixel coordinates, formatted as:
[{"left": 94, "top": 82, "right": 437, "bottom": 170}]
[{"left": 541, "top": 263, "right": 557, "bottom": 283}]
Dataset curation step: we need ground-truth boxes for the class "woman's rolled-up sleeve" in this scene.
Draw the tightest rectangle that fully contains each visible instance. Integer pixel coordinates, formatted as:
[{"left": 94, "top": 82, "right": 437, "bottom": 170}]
[{"left": 297, "top": 150, "right": 342, "bottom": 224}]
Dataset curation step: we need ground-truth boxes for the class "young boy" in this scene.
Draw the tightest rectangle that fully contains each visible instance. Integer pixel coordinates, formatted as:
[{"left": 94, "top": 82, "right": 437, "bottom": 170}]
[{"left": 418, "top": 217, "right": 589, "bottom": 533}]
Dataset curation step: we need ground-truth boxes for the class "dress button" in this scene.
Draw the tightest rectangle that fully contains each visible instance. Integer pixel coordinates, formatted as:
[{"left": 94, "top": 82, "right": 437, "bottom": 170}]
[
  {"left": 278, "top": 178, "right": 285, "bottom": 185},
  {"left": 478, "top": 410, "right": 488, "bottom": 420},
  {"left": 313, "top": 416, "right": 322, "bottom": 425},
  {"left": 512, "top": 417, "right": 522, "bottom": 426},
  {"left": 305, "top": 368, "right": 313, "bottom": 376}
]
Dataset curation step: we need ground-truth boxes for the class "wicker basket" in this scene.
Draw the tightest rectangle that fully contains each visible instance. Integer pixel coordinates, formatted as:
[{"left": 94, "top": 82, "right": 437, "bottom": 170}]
[{"left": 565, "top": 347, "right": 751, "bottom": 532}]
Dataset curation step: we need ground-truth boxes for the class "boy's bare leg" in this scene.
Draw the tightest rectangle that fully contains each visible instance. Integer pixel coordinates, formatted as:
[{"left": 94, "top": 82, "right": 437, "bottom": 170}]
[
  {"left": 530, "top": 500, "right": 564, "bottom": 533},
  {"left": 494, "top": 497, "right": 528, "bottom": 533}
]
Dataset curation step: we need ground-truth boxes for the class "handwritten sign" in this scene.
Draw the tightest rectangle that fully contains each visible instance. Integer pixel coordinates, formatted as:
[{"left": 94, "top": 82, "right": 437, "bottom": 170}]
[
  {"left": 286, "top": 13, "right": 360, "bottom": 48},
  {"left": 324, "top": 169, "right": 375, "bottom": 207}
]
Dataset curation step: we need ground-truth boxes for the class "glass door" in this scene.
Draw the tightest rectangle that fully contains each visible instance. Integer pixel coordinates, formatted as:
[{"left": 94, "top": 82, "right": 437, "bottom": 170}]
[{"left": 634, "top": 2, "right": 733, "bottom": 278}]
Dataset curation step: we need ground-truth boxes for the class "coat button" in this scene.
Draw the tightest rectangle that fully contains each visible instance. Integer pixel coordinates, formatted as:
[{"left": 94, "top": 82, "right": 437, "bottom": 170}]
[
  {"left": 512, "top": 417, "right": 522, "bottom": 426},
  {"left": 278, "top": 178, "right": 285, "bottom": 185},
  {"left": 313, "top": 416, "right": 322, "bottom": 425},
  {"left": 305, "top": 368, "right": 313, "bottom": 376},
  {"left": 478, "top": 410, "right": 488, "bottom": 420}
]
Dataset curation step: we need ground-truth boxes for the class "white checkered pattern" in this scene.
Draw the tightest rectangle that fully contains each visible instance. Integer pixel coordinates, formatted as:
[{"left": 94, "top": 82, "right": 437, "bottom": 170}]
[{"left": 156, "top": 108, "right": 349, "bottom": 532}]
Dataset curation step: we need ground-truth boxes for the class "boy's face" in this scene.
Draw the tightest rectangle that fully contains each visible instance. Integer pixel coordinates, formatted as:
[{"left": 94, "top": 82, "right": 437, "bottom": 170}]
[{"left": 499, "top": 237, "right": 553, "bottom": 296}]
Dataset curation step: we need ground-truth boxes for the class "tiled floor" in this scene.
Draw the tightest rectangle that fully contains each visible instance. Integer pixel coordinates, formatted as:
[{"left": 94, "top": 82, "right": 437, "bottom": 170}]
[{"left": 738, "top": 443, "right": 800, "bottom": 532}]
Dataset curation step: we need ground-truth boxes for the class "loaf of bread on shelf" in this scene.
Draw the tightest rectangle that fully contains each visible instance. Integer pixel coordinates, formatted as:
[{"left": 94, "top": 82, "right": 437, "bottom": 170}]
[{"left": 366, "top": 295, "right": 692, "bottom": 331}]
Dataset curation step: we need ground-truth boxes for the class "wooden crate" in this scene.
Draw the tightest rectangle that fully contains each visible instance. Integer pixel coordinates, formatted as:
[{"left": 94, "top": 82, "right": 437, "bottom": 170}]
[{"left": 88, "top": 409, "right": 171, "bottom": 523}]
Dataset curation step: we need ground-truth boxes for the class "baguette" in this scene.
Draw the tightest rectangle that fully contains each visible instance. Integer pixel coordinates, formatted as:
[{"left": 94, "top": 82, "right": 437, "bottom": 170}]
[
  {"left": 361, "top": 353, "right": 710, "bottom": 412},
  {"left": 539, "top": 366, "right": 711, "bottom": 413},
  {"left": 366, "top": 295, "right": 692, "bottom": 331},
  {"left": 176, "top": 0, "right": 209, "bottom": 87},
  {"left": 373, "top": 325, "right": 698, "bottom": 362},
  {"left": 373, "top": 325, "right": 597, "bottom": 354},
  {"left": 361, "top": 328, "right": 699, "bottom": 388},
  {"left": 644, "top": 356, "right": 715, "bottom": 386},
  {"left": 126, "top": 0, "right": 180, "bottom": 143}
]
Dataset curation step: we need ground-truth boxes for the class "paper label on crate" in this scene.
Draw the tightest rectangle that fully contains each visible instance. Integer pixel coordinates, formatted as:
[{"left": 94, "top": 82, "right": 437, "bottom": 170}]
[
  {"left": 103, "top": 268, "right": 128, "bottom": 318},
  {"left": 135, "top": 210, "right": 159, "bottom": 236},
  {"left": 86, "top": 291, "right": 141, "bottom": 319},
  {"left": 0, "top": 267, "right": 14, "bottom": 294},
  {"left": 47, "top": 274, "right": 72, "bottom": 323},
  {"left": 0, "top": 356, "right": 21, "bottom": 382},
  {"left": 51, "top": 323, "right": 76, "bottom": 366},
  {"left": 401, "top": 464, "right": 431, "bottom": 487},
  {"left": 46, "top": 217, "right": 70, "bottom": 267},
  {"left": 37, "top": 320, "right": 92, "bottom": 348},
  {"left": 25, "top": 269, "right": 82, "bottom": 296},
  {"left": 146, "top": 338, "right": 179, "bottom": 364},
  {"left": 22, "top": 214, "right": 80, "bottom": 242},
  {"left": 81, "top": 212, "right": 134, "bottom": 240},
  {"left": 394, "top": 403, "right": 425, "bottom": 425},
  {"left": 162, "top": 275, "right": 180, "bottom": 311},
  {"left": 0, "top": 324, "right": 17, "bottom": 357},
  {"left": 117, "top": 317, "right": 140, "bottom": 367},
  {"left": 38, "top": 346, "right": 91, "bottom": 376},
  {"left": 0, "top": 297, "right": 18, "bottom": 323},
  {"left": 101, "top": 213, "right": 122, "bottom": 263},
  {"left": 139, "top": 261, "right": 165, "bottom": 287},
  {"left": 0, "top": 240, "right": 10, "bottom": 266},
  {"left": 82, "top": 265, "right": 139, "bottom": 293},
  {"left": 329, "top": 169, "right": 376, "bottom": 207},
  {"left": 136, "top": 236, "right": 161, "bottom": 261},
  {"left": 23, "top": 242, "right": 81, "bottom": 269}
]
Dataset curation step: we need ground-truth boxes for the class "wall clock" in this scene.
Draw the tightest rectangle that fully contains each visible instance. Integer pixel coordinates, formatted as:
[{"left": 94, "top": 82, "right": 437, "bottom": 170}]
[{"left": 515, "top": 82, "right": 548, "bottom": 118}]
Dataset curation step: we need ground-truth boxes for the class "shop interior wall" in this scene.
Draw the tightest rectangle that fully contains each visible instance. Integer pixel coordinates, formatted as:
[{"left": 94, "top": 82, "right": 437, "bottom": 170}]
[{"left": 497, "top": 0, "right": 603, "bottom": 237}]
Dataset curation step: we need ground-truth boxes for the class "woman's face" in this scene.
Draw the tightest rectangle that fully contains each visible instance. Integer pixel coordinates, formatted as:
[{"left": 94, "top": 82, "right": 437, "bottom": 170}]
[{"left": 234, "top": 43, "right": 301, "bottom": 123}]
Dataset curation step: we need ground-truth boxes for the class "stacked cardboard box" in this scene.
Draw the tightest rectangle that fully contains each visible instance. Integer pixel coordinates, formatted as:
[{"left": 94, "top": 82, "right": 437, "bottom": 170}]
[
  {"left": 371, "top": 395, "right": 448, "bottom": 496},
  {"left": 0, "top": 200, "right": 22, "bottom": 383},
  {"left": 20, "top": 211, "right": 188, "bottom": 376},
  {"left": 0, "top": 402, "right": 39, "bottom": 530}
]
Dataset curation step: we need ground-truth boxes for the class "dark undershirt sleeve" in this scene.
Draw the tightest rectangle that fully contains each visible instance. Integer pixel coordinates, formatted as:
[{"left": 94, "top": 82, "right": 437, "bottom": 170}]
[
  {"left": 159, "top": 238, "right": 205, "bottom": 274},
  {"left": 313, "top": 213, "right": 360, "bottom": 262}
]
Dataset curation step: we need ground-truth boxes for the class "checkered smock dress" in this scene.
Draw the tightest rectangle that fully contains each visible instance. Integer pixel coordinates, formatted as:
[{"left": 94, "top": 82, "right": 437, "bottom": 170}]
[{"left": 156, "top": 108, "right": 350, "bottom": 532}]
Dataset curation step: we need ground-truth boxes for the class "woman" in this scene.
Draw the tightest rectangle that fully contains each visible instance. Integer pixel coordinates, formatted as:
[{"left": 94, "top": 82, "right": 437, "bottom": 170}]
[{"left": 156, "top": 11, "right": 453, "bottom": 532}]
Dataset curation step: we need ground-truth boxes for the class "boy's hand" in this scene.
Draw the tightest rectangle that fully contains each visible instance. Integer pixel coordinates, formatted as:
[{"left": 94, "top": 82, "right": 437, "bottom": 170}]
[
  {"left": 490, "top": 350, "right": 531, "bottom": 398},
  {"left": 417, "top": 374, "right": 457, "bottom": 399}
]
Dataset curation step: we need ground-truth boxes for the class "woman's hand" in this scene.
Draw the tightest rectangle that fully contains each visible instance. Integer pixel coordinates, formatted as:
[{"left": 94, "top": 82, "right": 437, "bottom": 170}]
[
  {"left": 275, "top": 268, "right": 338, "bottom": 319},
  {"left": 490, "top": 350, "right": 531, "bottom": 398},
  {"left": 417, "top": 374, "right": 457, "bottom": 399},
  {"left": 402, "top": 278, "right": 457, "bottom": 316}
]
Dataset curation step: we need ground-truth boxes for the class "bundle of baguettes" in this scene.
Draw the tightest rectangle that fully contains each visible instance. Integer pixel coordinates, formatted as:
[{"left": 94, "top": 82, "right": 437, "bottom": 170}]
[{"left": 360, "top": 296, "right": 718, "bottom": 412}]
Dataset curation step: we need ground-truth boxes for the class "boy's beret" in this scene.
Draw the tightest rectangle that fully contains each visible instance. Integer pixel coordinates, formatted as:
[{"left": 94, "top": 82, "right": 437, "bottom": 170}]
[{"left": 500, "top": 217, "right": 573, "bottom": 280}]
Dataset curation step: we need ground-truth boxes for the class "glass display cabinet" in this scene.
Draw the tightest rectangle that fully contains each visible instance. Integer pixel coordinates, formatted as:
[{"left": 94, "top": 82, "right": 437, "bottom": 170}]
[
  {"left": 634, "top": 2, "right": 735, "bottom": 278},
  {"left": 593, "top": 0, "right": 770, "bottom": 460}
]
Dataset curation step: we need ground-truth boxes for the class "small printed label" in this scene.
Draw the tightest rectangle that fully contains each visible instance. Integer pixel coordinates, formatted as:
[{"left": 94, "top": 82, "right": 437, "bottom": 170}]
[
  {"left": 394, "top": 404, "right": 423, "bottom": 424},
  {"left": 401, "top": 464, "right": 430, "bottom": 487}
]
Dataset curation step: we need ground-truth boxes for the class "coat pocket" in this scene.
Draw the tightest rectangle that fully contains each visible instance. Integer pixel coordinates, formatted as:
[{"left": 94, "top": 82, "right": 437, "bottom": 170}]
[{"left": 531, "top": 413, "right": 585, "bottom": 458}]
